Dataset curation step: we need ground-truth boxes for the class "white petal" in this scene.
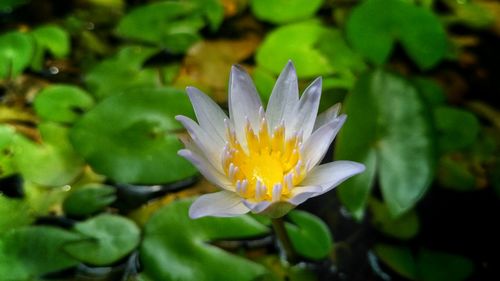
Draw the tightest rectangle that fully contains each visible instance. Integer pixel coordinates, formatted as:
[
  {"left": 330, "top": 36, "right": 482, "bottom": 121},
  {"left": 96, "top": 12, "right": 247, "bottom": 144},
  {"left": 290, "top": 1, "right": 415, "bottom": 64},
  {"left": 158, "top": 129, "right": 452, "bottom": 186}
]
[
  {"left": 314, "top": 103, "right": 341, "bottom": 131},
  {"left": 228, "top": 65, "right": 262, "bottom": 148},
  {"left": 186, "top": 86, "right": 228, "bottom": 143},
  {"left": 189, "top": 191, "right": 249, "bottom": 219},
  {"left": 265, "top": 60, "right": 299, "bottom": 130},
  {"left": 287, "top": 185, "right": 323, "bottom": 205},
  {"left": 300, "top": 161, "right": 365, "bottom": 193},
  {"left": 242, "top": 200, "right": 272, "bottom": 213},
  {"left": 302, "top": 115, "right": 346, "bottom": 170},
  {"left": 286, "top": 77, "right": 322, "bottom": 140},
  {"left": 178, "top": 149, "right": 233, "bottom": 190},
  {"left": 176, "top": 115, "right": 223, "bottom": 171}
]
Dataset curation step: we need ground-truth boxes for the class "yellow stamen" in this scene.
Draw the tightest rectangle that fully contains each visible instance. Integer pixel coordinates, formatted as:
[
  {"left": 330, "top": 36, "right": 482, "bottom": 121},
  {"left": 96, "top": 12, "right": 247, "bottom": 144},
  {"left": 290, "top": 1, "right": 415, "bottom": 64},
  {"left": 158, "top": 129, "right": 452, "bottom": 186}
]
[{"left": 223, "top": 117, "right": 305, "bottom": 202}]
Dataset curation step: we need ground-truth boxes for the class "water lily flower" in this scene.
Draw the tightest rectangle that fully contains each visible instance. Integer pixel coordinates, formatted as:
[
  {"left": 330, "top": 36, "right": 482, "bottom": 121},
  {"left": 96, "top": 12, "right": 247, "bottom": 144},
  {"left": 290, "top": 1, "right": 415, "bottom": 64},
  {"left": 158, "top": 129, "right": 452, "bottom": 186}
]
[{"left": 176, "top": 61, "right": 365, "bottom": 219}]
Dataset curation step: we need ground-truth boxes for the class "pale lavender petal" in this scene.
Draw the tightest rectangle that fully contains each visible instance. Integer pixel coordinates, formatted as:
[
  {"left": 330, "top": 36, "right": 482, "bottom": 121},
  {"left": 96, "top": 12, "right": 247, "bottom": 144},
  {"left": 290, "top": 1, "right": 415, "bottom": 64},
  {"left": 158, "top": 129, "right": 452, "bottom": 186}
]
[
  {"left": 228, "top": 65, "right": 262, "bottom": 148},
  {"left": 302, "top": 115, "right": 346, "bottom": 170},
  {"left": 287, "top": 185, "right": 323, "bottom": 205},
  {"left": 178, "top": 149, "right": 233, "bottom": 190},
  {"left": 242, "top": 200, "right": 272, "bottom": 213},
  {"left": 314, "top": 103, "right": 341, "bottom": 131},
  {"left": 265, "top": 60, "right": 299, "bottom": 130},
  {"left": 186, "top": 86, "right": 228, "bottom": 142},
  {"left": 286, "top": 77, "right": 322, "bottom": 140},
  {"left": 189, "top": 191, "right": 250, "bottom": 219},
  {"left": 300, "top": 161, "right": 365, "bottom": 193},
  {"left": 176, "top": 115, "right": 223, "bottom": 171}
]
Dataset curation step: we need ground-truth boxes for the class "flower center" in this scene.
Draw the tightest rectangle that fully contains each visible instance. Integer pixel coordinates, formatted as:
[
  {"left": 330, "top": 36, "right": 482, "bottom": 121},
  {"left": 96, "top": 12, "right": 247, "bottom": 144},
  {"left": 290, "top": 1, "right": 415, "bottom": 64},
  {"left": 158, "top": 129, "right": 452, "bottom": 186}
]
[{"left": 222, "top": 113, "right": 305, "bottom": 202}]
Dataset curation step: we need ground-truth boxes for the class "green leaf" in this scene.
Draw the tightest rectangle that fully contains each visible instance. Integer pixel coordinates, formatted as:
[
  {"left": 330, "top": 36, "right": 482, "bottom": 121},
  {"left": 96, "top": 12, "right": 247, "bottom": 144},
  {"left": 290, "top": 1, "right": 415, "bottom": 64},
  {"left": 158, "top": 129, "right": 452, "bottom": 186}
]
[
  {"left": 251, "top": 0, "right": 324, "bottom": 24},
  {"left": 346, "top": 0, "right": 447, "bottom": 70},
  {"left": 369, "top": 197, "right": 419, "bottom": 240},
  {"left": 139, "top": 199, "right": 269, "bottom": 281},
  {"left": 0, "top": 0, "right": 27, "bottom": 12},
  {"left": 190, "top": 0, "right": 224, "bottom": 31},
  {"left": 437, "top": 154, "right": 476, "bottom": 191},
  {"left": 257, "top": 21, "right": 363, "bottom": 78},
  {"left": 417, "top": 249, "right": 474, "bottom": 281},
  {"left": 434, "top": 106, "right": 480, "bottom": 153},
  {"left": 0, "top": 226, "right": 82, "bottom": 280},
  {"left": 30, "top": 25, "right": 70, "bottom": 70},
  {"left": 34, "top": 84, "right": 94, "bottom": 123},
  {"left": 70, "top": 87, "right": 197, "bottom": 184},
  {"left": 412, "top": 78, "right": 446, "bottom": 107},
  {"left": 285, "top": 210, "right": 333, "bottom": 260},
  {"left": 64, "top": 214, "right": 140, "bottom": 266},
  {"left": 115, "top": 1, "right": 205, "bottom": 53},
  {"left": 13, "top": 123, "right": 85, "bottom": 186},
  {"left": 336, "top": 70, "right": 434, "bottom": 217},
  {"left": 85, "top": 46, "right": 159, "bottom": 100},
  {"left": 374, "top": 244, "right": 417, "bottom": 280},
  {"left": 0, "top": 125, "right": 16, "bottom": 178},
  {"left": 63, "top": 184, "right": 116, "bottom": 217},
  {"left": 0, "top": 31, "right": 33, "bottom": 78},
  {"left": 0, "top": 195, "right": 33, "bottom": 235}
]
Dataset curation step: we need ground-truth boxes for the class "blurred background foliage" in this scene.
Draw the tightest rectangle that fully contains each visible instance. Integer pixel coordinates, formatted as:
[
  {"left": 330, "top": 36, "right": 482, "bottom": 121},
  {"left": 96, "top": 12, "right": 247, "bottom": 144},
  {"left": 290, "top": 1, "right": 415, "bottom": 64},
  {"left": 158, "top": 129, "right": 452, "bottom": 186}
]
[{"left": 0, "top": 0, "right": 499, "bottom": 280}]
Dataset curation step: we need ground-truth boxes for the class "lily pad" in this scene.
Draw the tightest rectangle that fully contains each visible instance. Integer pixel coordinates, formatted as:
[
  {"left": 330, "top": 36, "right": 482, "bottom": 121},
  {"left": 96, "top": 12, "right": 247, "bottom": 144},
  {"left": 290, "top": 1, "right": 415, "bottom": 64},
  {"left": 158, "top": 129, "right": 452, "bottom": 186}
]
[
  {"left": 0, "top": 226, "right": 82, "bottom": 280},
  {"left": 0, "top": 31, "right": 33, "bottom": 79},
  {"left": 63, "top": 184, "right": 116, "bottom": 217},
  {"left": 336, "top": 70, "right": 434, "bottom": 217},
  {"left": 285, "top": 210, "right": 333, "bottom": 260},
  {"left": 70, "top": 87, "right": 197, "bottom": 184},
  {"left": 375, "top": 244, "right": 475, "bottom": 281},
  {"left": 0, "top": 125, "right": 16, "bottom": 178},
  {"left": 434, "top": 106, "right": 480, "bottom": 153},
  {"left": 34, "top": 84, "right": 94, "bottom": 123},
  {"left": 257, "top": 21, "right": 363, "bottom": 79},
  {"left": 251, "top": 0, "right": 324, "bottom": 24},
  {"left": 139, "top": 199, "right": 269, "bottom": 281},
  {"left": 13, "top": 122, "right": 85, "bottom": 187},
  {"left": 64, "top": 214, "right": 140, "bottom": 266},
  {"left": 0, "top": 195, "right": 33, "bottom": 235},
  {"left": 30, "top": 25, "right": 70, "bottom": 70},
  {"left": 374, "top": 244, "right": 417, "bottom": 280},
  {"left": 346, "top": 0, "right": 447, "bottom": 70},
  {"left": 369, "top": 198, "right": 420, "bottom": 240},
  {"left": 115, "top": 1, "right": 205, "bottom": 53},
  {"left": 85, "top": 46, "right": 159, "bottom": 100}
]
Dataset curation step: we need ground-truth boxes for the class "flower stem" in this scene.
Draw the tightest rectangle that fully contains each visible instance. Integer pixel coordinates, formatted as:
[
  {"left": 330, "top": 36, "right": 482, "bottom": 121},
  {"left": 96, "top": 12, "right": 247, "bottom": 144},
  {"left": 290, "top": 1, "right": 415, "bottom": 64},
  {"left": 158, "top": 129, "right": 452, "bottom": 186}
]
[{"left": 271, "top": 217, "right": 297, "bottom": 264}]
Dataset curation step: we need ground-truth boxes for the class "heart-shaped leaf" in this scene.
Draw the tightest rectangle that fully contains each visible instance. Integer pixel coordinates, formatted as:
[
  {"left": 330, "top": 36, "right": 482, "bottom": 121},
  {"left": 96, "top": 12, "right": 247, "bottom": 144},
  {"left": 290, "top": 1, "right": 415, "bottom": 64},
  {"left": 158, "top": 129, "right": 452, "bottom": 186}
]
[
  {"left": 336, "top": 70, "right": 434, "bottom": 217},
  {"left": 13, "top": 123, "right": 85, "bottom": 187},
  {"left": 85, "top": 46, "right": 159, "bottom": 100},
  {"left": 139, "top": 198, "right": 270, "bottom": 281},
  {"left": 251, "top": 0, "right": 324, "bottom": 24},
  {"left": 64, "top": 214, "right": 140, "bottom": 266},
  {"left": 257, "top": 20, "right": 363, "bottom": 79},
  {"left": 115, "top": 2, "right": 205, "bottom": 53},
  {"left": 0, "top": 31, "right": 33, "bottom": 79},
  {"left": 63, "top": 184, "right": 116, "bottom": 217},
  {"left": 346, "top": 0, "right": 447, "bottom": 70},
  {"left": 0, "top": 195, "right": 33, "bottom": 235},
  {"left": 30, "top": 25, "right": 70, "bottom": 70},
  {"left": 70, "top": 87, "right": 197, "bottom": 184},
  {"left": 0, "top": 125, "right": 16, "bottom": 178},
  {"left": 285, "top": 210, "right": 333, "bottom": 260},
  {"left": 0, "top": 226, "right": 82, "bottom": 280},
  {"left": 34, "top": 84, "right": 94, "bottom": 124},
  {"left": 369, "top": 197, "right": 420, "bottom": 240}
]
